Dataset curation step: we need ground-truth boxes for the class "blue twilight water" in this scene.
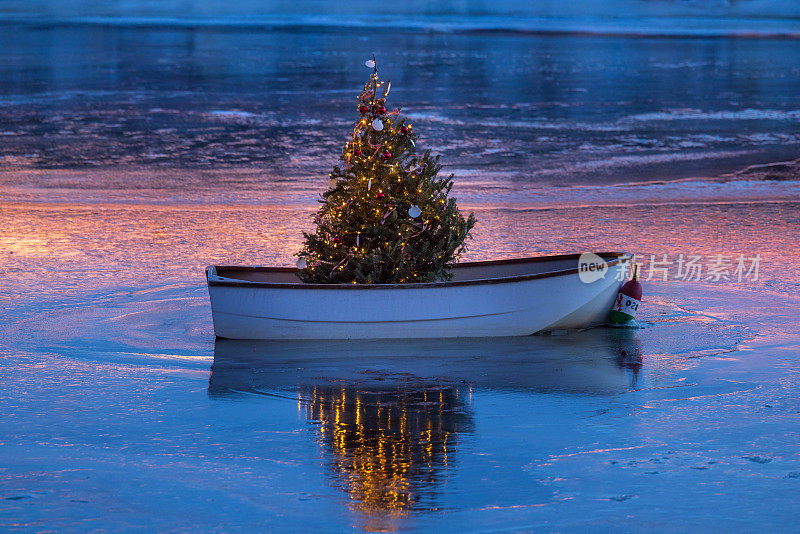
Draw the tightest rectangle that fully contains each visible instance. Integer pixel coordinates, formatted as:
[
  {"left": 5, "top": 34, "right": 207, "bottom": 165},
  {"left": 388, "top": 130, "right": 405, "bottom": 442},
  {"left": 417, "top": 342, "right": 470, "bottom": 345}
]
[
  {"left": 2, "top": 16, "right": 800, "bottom": 532},
  {"left": 2, "top": 22, "right": 800, "bottom": 188}
]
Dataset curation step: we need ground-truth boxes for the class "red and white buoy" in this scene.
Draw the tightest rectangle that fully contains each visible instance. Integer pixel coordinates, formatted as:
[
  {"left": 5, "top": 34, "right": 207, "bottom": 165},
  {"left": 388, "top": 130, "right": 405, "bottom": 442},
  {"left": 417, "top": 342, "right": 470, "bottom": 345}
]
[{"left": 610, "top": 265, "right": 642, "bottom": 325}]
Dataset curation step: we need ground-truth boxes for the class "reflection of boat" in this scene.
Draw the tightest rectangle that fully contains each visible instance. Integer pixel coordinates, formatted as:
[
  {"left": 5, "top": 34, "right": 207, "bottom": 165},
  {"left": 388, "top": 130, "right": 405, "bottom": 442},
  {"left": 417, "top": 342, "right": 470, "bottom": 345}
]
[
  {"left": 206, "top": 252, "right": 630, "bottom": 340},
  {"left": 208, "top": 330, "right": 642, "bottom": 531},
  {"left": 209, "top": 327, "right": 644, "bottom": 399}
]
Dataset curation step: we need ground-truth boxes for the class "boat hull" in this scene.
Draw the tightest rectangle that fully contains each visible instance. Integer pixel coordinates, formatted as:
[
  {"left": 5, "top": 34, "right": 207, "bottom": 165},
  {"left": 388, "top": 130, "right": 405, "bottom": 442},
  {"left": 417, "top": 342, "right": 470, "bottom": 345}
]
[{"left": 206, "top": 253, "right": 630, "bottom": 340}]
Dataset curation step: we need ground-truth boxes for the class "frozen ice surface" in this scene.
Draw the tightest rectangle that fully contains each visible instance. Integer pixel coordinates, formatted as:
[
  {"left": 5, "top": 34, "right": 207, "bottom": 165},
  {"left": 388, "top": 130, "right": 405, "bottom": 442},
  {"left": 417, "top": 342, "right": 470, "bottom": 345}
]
[
  {"left": 2, "top": 191, "right": 800, "bottom": 530},
  {"left": 1, "top": 278, "right": 799, "bottom": 531}
]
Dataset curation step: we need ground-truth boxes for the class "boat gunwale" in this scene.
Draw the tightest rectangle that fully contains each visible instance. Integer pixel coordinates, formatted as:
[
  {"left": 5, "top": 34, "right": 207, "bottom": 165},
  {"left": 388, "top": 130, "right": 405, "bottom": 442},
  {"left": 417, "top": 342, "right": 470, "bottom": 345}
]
[{"left": 206, "top": 252, "right": 630, "bottom": 290}]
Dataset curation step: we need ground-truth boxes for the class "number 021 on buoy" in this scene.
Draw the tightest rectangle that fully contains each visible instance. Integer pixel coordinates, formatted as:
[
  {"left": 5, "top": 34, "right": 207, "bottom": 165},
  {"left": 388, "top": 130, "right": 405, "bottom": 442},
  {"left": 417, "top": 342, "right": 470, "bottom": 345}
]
[{"left": 610, "top": 265, "right": 642, "bottom": 325}]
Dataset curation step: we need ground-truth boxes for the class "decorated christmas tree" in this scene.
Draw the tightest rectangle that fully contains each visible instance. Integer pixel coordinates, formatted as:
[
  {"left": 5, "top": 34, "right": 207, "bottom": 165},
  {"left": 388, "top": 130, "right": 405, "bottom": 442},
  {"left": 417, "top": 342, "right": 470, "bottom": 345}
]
[{"left": 297, "top": 57, "right": 476, "bottom": 284}]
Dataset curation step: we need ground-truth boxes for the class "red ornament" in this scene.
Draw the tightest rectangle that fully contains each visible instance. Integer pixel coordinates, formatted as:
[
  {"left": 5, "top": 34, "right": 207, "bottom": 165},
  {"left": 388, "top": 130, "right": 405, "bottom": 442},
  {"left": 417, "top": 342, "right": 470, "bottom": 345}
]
[
  {"left": 353, "top": 149, "right": 361, "bottom": 157},
  {"left": 332, "top": 236, "right": 340, "bottom": 244},
  {"left": 375, "top": 105, "right": 387, "bottom": 115},
  {"left": 400, "top": 126, "right": 408, "bottom": 134},
  {"left": 376, "top": 192, "right": 386, "bottom": 200},
  {"left": 381, "top": 151, "right": 391, "bottom": 160},
  {"left": 359, "top": 105, "right": 369, "bottom": 115}
]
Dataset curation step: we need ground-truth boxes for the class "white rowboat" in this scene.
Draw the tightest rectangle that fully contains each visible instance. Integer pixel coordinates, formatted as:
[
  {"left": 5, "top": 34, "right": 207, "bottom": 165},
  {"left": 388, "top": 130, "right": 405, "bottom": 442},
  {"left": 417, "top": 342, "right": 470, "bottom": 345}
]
[{"left": 206, "top": 252, "right": 631, "bottom": 340}]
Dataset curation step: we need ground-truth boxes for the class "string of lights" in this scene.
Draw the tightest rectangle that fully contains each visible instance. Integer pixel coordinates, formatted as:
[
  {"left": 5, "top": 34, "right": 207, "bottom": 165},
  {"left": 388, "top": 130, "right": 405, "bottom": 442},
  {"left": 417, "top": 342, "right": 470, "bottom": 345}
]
[{"left": 297, "top": 57, "right": 476, "bottom": 284}]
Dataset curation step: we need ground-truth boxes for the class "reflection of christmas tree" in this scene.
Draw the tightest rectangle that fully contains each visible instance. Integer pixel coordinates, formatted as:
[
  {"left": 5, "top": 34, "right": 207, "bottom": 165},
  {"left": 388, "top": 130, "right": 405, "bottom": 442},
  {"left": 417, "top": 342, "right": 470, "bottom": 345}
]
[
  {"left": 303, "top": 384, "right": 472, "bottom": 531},
  {"left": 297, "top": 57, "right": 475, "bottom": 284}
]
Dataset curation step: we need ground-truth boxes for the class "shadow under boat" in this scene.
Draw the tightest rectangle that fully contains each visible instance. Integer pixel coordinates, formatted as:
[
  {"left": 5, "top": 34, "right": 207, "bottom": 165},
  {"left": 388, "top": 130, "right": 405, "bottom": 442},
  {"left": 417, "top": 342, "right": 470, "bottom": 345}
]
[{"left": 209, "top": 327, "right": 643, "bottom": 397}]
